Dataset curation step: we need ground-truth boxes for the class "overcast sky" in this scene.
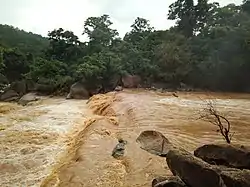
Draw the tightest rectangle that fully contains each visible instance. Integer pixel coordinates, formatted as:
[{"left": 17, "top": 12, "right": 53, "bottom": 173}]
[{"left": 0, "top": 0, "right": 243, "bottom": 40}]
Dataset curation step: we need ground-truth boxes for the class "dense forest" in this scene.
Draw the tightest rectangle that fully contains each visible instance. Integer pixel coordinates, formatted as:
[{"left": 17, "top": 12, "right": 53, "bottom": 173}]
[{"left": 1, "top": 0, "right": 250, "bottom": 94}]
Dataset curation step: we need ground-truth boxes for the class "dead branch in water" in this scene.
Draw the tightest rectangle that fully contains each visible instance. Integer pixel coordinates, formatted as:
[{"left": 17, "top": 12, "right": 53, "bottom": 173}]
[{"left": 199, "top": 100, "right": 233, "bottom": 144}]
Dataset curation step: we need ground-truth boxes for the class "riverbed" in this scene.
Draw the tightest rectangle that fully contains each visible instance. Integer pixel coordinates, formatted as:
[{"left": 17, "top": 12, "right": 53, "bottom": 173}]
[{"left": 1, "top": 90, "right": 250, "bottom": 186}]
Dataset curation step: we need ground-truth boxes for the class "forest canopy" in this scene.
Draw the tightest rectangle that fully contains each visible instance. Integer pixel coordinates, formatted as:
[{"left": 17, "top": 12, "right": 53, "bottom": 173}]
[{"left": 1, "top": 0, "right": 250, "bottom": 93}]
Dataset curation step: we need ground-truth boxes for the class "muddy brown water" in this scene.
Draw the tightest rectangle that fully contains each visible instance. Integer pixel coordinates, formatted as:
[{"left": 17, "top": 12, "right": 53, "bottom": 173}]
[{"left": 1, "top": 90, "right": 250, "bottom": 187}]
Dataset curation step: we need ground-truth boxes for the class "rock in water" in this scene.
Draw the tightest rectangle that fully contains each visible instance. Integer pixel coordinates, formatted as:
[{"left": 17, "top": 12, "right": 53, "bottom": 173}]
[
  {"left": 137, "top": 130, "right": 226, "bottom": 187},
  {"left": 152, "top": 176, "right": 187, "bottom": 187},
  {"left": 35, "top": 84, "right": 54, "bottom": 94},
  {"left": 194, "top": 144, "right": 250, "bottom": 169},
  {"left": 136, "top": 130, "right": 172, "bottom": 157},
  {"left": 112, "top": 139, "right": 127, "bottom": 159},
  {"left": 18, "top": 93, "right": 39, "bottom": 106},
  {"left": 67, "top": 82, "right": 89, "bottom": 99},
  {"left": 114, "top": 86, "right": 123, "bottom": 91},
  {"left": 166, "top": 148, "right": 226, "bottom": 187},
  {"left": 215, "top": 167, "right": 250, "bottom": 187},
  {"left": 9, "top": 80, "right": 27, "bottom": 96},
  {"left": 0, "top": 90, "right": 19, "bottom": 101},
  {"left": 122, "top": 75, "right": 141, "bottom": 88}
]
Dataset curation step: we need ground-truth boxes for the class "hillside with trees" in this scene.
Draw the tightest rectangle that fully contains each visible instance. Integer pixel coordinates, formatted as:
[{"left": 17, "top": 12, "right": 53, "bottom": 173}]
[
  {"left": 0, "top": 24, "right": 49, "bottom": 55},
  {"left": 1, "top": 0, "right": 250, "bottom": 95}
]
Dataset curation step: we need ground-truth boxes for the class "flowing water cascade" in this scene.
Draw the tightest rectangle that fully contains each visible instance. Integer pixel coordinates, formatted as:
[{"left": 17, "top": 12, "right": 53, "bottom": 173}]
[{"left": 1, "top": 90, "right": 250, "bottom": 186}]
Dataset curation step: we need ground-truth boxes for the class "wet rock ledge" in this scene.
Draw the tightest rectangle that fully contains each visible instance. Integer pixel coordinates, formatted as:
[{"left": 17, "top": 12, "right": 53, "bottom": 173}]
[{"left": 136, "top": 130, "right": 250, "bottom": 187}]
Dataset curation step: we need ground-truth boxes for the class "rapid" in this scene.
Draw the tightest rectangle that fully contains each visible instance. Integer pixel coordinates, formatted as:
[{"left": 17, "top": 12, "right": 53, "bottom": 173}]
[{"left": 1, "top": 90, "right": 250, "bottom": 187}]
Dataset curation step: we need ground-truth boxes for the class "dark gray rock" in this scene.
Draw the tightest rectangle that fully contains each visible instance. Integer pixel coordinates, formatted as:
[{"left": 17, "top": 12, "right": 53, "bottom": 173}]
[
  {"left": 35, "top": 84, "right": 54, "bottom": 94},
  {"left": 0, "top": 89, "right": 19, "bottom": 101},
  {"left": 10, "top": 80, "right": 27, "bottom": 96},
  {"left": 26, "top": 80, "right": 36, "bottom": 92},
  {"left": 137, "top": 131, "right": 250, "bottom": 187},
  {"left": 216, "top": 167, "right": 250, "bottom": 187},
  {"left": 112, "top": 139, "right": 127, "bottom": 159},
  {"left": 136, "top": 131, "right": 226, "bottom": 187},
  {"left": 166, "top": 148, "right": 226, "bottom": 187},
  {"left": 67, "top": 82, "right": 89, "bottom": 99},
  {"left": 194, "top": 144, "right": 250, "bottom": 169}
]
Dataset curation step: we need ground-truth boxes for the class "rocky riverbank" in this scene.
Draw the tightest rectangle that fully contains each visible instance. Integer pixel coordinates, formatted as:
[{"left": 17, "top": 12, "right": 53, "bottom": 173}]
[{"left": 137, "top": 130, "right": 250, "bottom": 187}]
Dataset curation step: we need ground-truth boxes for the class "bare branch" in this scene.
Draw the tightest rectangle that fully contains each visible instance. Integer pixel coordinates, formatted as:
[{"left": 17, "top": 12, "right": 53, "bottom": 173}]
[{"left": 199, "top": 100, "right": 233, "bottom": 144}]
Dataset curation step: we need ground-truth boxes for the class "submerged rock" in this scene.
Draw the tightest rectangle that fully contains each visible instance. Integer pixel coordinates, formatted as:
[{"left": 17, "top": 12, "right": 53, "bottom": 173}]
[
  {"left": 194, "top": 144, "right": 250, "bottom": 169},
  {"left": 112, "top": 139, "right": 127, "bottom": 159},
  {"left": 136, "top": 131, "right": 172, "bottom": 157},
  {"left": 18, "top": 93, "right": 39, "bottom": 106}
]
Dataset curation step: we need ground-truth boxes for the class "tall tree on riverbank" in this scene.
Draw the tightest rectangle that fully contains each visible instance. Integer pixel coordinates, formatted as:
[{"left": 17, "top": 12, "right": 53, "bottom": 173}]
[{"left": 1, "top": 0, "right": 250, "bottom": 93}]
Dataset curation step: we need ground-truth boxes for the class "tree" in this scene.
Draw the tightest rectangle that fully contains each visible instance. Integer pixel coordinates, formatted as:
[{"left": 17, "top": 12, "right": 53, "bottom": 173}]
[
  {"left": 153, "top": 32, "right": 192, "bottom": 85},
  {"left": 168, "top": 0, "right": 196, "bottom": 37},
  {"left": 1, "top": 0, "right": 250, "bottom": 95},
  {"left": 130, "top": 17, "right": 154, "bottom": 33},
  {"left": 199, "top": 100, "right": 233, "bottom": 144},
  {"left": 190, "top": 3, "right": 250, "bottom": 91},
  {"left": 121, "top": 18, "right": 157, "bottom": 82},
  {"left": 0, "top": 24, "right": 49, "bottom": 55},
  {"left": 168, "top": 0, "right": 218, "bottom": 37},
  {"left": 0, "top": 47, "right": 4, "bottom": 72},
  {"left": 27, "top": 57, "right": 72, "bottom": 89},
  {"left": 75, "top": 50, "right": 122, "bottom": 92},
  {"left": 242, "top": 0, "right": 250, "bottom": 14},
  {"left": 124, "top": 17, "right": 153, "bottom": 46},
  {"left": 45, "top": 28, "right": 83, "bottom": 62},
  {"left": 83, "top": 15, "right": 118, "bottom": 53},
  {"left": 2, "top": 48, "right": 29, "bottom": 82}
]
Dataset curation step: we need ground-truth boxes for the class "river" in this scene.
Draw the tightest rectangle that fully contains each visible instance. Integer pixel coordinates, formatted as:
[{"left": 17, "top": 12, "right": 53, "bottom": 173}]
[{"left": 1, "top": 90, "right": 250, "bottom": 187}]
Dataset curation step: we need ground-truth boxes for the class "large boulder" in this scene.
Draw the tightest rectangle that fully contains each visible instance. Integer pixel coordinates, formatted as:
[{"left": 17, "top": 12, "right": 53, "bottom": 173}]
[
  {"left": 9, "top": 80, "right": 27, "bottom": 96},
  {"left": 137, "top": 131, "right": 250, "bottom": 187},
  {"left": 194, "top": 144, "right": 250, "bottom": 169},
  {"left": 0, "top": 89, "right": 19, "bottom": 101},
  {"left": 136, "top": 130, "right": 171, "bottom": 157},
  {"left": 35, "top": 84, "right": 54, "bottom": 95},
  {"left": 218, "top": 167, "right": 250, "bottom": 187},
  {"left": 66, "top": 82, "right": 89, "bottom": 99},
  {"left": 26, "top": 80, "right": 36, "bottom": 92},
  {"left": 0, "top": 74, "right": 9, "bottom": 91},
  {"left": 18, "top": 93, "right": 39, "bottom": 106},
  {"left": 166, "top": 148, "right": 226, "bottom": 187},
  {"left": 136, "top": 131, "right": 227, "bottom": 187},
  {"left": 122, "top": 75, "right": 141, "bottom": 88}
]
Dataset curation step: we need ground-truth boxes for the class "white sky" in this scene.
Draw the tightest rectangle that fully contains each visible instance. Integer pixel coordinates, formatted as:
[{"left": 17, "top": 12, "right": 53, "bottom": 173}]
[{"left": 0, "top": 0, "right": 243, "bottom": 40}]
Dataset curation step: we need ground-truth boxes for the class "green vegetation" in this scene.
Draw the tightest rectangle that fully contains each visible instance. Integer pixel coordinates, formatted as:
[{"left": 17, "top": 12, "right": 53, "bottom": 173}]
[{"left": 1, "top": 0, "right": 250, "bottom": 93}]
